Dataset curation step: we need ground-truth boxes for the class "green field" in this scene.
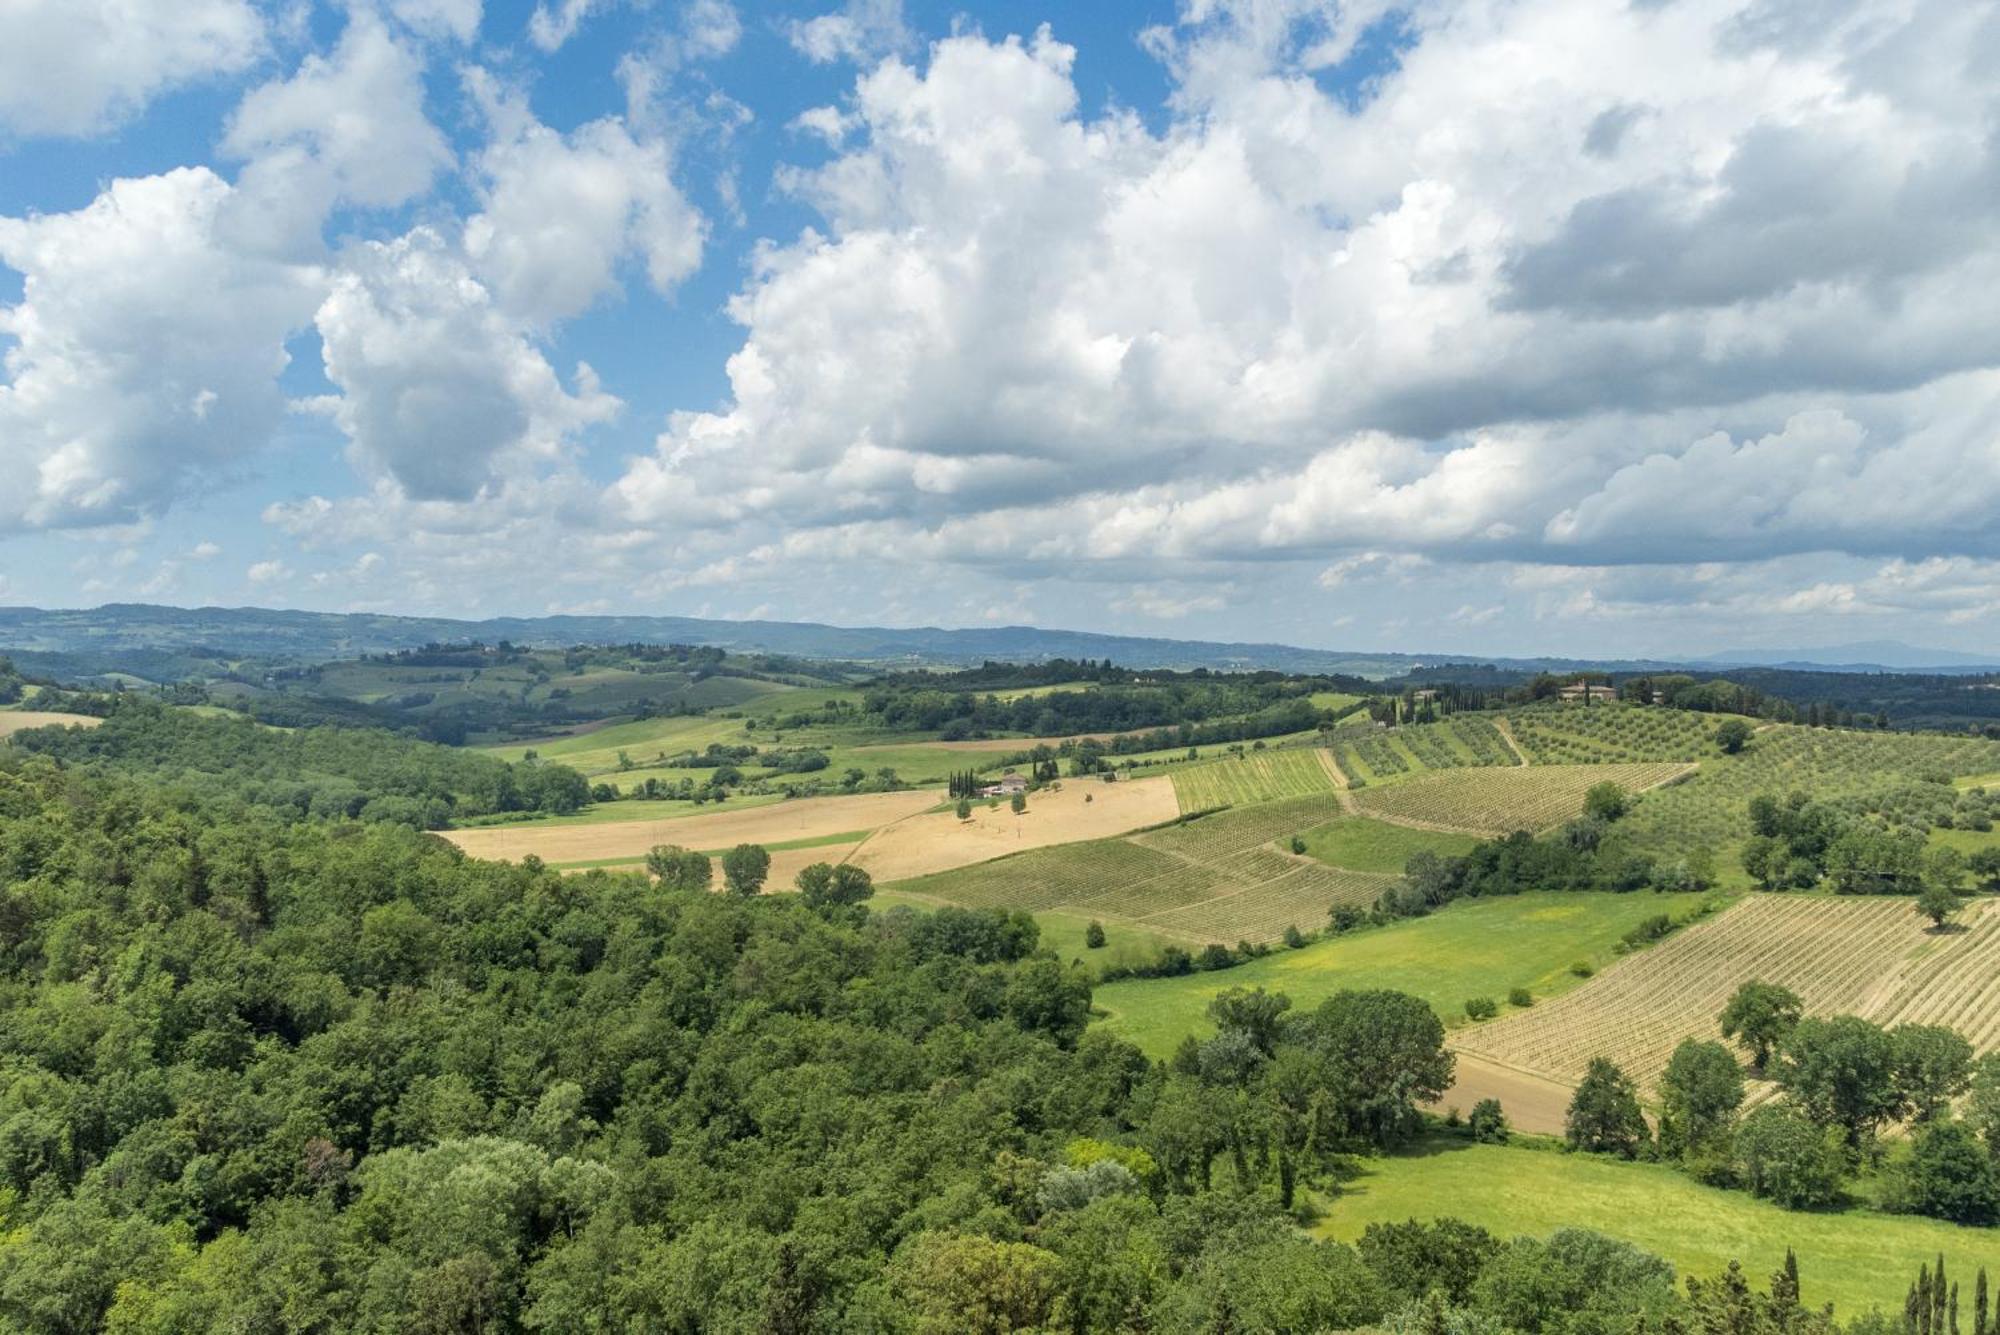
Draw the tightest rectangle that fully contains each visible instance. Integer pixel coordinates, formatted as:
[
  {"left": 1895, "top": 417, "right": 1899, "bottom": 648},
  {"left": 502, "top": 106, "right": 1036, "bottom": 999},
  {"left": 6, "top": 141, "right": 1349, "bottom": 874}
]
[
  {"left": 1092, "top": 892, "right": 1714, "bottom": 1057},
  {"left": 1317, "top": 1141, "right": 1986, "bottom": 1321},
  {"left": 868, "top": 888, "right": 1183, "bottom": 978},
  {"left": 1352, "top": 761, "right": 1695, "bottom": 835},
  {"left": 1168, "top": 747, "right": 1336, "bottom": 811},
  {"left": 1297, "top": 815, "right": 1480, "bottom": 874}
]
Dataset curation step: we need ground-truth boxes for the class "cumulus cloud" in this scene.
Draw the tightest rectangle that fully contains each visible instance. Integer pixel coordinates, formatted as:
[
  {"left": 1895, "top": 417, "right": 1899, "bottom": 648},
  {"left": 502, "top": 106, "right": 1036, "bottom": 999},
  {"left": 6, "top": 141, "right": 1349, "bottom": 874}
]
[
  {"left": 222, "top": 12, "right": 452, "bottom": 254},
  {"left": 528, "top": 0, "right": 615, "bottom": 52},
  {"left": 0, "top": 0, "right": 264, "bottom": 138},
  {"left": 607, "top": 0, "right": 2000, "bottom": 602},
  {"left": 312, "top": 227, "right": 620, "bottom": 501},
  {"left": 464, "top": 73, "right": 706, "bottom": 326},
  {"left": 382, "top": 0, "right": 483, "bottom": 42},
  {"left": 0, "top": 168, "right": 323, "bottom": 531}
]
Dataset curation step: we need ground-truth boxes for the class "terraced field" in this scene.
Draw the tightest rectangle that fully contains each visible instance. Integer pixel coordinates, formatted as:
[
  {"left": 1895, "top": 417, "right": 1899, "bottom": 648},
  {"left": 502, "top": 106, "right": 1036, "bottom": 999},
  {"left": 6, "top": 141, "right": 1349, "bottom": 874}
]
[
  {"left": 1352, "top": 762, "right": 1695, "bottom": 835},
  {"left": 892, "top": 793, "right": 1379, "bottom": 945},
  {"left": 1457, "top": 895, "right": 2000, "bottom": 1094},
  {"left": 1168, "top": 747, "right": 1338, "bottom": 811}
]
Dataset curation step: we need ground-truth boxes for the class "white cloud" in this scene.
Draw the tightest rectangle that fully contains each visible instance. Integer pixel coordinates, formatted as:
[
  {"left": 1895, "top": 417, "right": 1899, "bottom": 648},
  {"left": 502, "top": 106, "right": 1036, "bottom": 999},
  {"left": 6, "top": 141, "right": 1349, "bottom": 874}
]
[
  {"left": 0, "top": 0, "right": 264, "bottom": 138},
  {"left": 190, "top": 541, "right": 222, "bottom": 560},
  {"left": 382, "top": 0, "right": 483, "bottom": 42},
  {"left": 607, "top": 0, "right": 2000, "bottom": 602},
  {"left": 464, "top": 73, "right": 706, "bottom": 326},
  {"left": 312, "top": 227, "right": 620, "bottom": 501},
  {"left": 246, "top": 559, "right": 290, "bottom": 585},
  {"left": 528, "top": 0, "right": 615, "bottom": 52},
  {"left": 786, "top": 0, "right": 910, "bottom": 65},
  {"left": 223, "top": 12, "right": 452, "bottom": 254},
  {"left": 0, "top": 168, "right": 324, "bottom": 531}
]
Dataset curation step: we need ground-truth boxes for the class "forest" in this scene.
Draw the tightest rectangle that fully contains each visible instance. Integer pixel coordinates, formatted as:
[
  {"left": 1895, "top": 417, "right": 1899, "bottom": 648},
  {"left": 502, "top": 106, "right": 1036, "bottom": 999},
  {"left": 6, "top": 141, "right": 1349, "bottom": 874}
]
[{"left": 0, "top": 748, "right": 1885, "bottom": 1333}]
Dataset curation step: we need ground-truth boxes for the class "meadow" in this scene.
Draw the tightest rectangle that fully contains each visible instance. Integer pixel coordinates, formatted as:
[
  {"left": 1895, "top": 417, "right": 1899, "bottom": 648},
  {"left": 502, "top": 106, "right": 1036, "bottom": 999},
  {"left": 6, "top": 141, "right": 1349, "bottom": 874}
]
[
  {"left": 1318, "top": 1140, "right": 1985, "bottom": 1321},
  {"left": 1295, "top": 814, "right": 1480, "bottom": 874},
  {"left": 1091, "top": 891, "right": 1716, "bottom": 1057}
]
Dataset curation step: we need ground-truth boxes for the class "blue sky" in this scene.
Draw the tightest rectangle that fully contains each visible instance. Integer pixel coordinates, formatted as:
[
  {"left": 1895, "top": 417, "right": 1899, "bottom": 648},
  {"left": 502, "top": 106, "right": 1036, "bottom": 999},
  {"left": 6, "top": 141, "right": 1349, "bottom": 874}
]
[{"left": 2, "top": 0, "right": 1997, "bottom": 658}]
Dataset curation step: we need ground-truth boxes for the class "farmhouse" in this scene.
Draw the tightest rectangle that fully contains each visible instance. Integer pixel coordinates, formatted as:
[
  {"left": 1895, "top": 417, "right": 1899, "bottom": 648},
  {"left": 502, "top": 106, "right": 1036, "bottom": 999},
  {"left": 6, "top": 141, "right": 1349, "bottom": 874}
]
[
  {"left": 978, "top": 771, "right": 1028, "bottom": 798},
  {"left": 1557, "top": 680, "right": 1613, "bottom": 704}
]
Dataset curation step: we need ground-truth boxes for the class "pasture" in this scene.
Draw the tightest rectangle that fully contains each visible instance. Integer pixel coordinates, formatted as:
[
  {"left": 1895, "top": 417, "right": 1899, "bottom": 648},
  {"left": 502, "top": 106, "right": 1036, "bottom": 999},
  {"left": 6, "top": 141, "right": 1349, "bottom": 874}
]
[
  {"left": 1318, "top": 1140, "right": 1984, "bottom": 1321},
  {"left": 1168, "top": 746, "right": 1339, "bottom": 811},
  {"left": 1091, "top": 891, "right": 1715, "bottom": 1057},
  {"left": 1352, "top": 761, "right": 1696, "bottom": 835},
  {"left": 1457, "top": 894, "right": 2000, "bottom": 1093},
  {"left": 1296, "top": 815, "right": 1480, "bottom": 874}
]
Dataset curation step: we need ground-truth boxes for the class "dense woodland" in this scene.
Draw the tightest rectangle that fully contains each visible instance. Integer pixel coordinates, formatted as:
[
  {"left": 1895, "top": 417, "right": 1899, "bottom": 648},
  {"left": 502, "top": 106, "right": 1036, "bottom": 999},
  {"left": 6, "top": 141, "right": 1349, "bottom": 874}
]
[
  {"left": 8, "top": 701, "right": 588, "bottom": 828},
  {"left": 0, "top": 750, "right": 1936, "bottom": 1332}
]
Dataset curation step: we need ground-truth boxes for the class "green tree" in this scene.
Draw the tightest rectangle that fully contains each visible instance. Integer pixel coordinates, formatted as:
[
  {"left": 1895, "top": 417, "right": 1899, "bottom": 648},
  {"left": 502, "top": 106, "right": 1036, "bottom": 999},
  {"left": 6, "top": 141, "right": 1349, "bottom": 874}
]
[
  {"left": 1715, "top": 718, "right": 1753, "bottom": 754},
  {"left": 1083, "top": 920, "right": 1106, "bottom": 948},
  {"left": 1903, "top": 1121, "right": 2000, "bottom": 1224},
  {"left": 1966, "top": 1053, "right": 2000, "bottom": 1157},
  {"left": 1565, "top": 1057, "right": 1648, "bottom": 1157},
  {"left": 1734, "top": 1105, "right": 1846, "bottom": 1209},
  {"left": 1010, "top": 791, "right": 1027, "bottom": 815},
  {"left": 721, "top": 843, "right": 772, "bottom": 896},
  {"left": 1719, "top": 980, "right": 1803, "bottom": 1069},
  {"left": 1894, "top": 1025, "right": 1975, "bottom": 1123},
  {"left": 1658, "top": 1038, "right": 1745, "bottom": 1157},
  {"left": 1917, "top": 878, "right": 1964, "bottom": 929},
  {"left": 1583, "top": 781, "right": 1630, "bottom": 822},
  {"left": 955, "top": 798, "right": 972, "bottom": 820},
  {"left": 645, "top": 843, "right": 712, "bottom": 892},
  {"left": 794, "top": 860, "right": 873, "bottom": 910},
  {"left": 1293, "top": 990, "right": 1455, "bottom": 1148},
  {"left": 1776, "top": 1015, "right": 1902, "bottom": 1143}
]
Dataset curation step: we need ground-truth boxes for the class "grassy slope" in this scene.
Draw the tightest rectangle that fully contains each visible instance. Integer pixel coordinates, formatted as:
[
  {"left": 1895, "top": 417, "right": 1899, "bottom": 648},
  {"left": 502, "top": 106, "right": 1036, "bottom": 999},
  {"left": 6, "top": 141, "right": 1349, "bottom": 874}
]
[
  {"left": 1092, "top": 892, "right": 1714, "bottom": 1058},
  {"left": 1317, "top": 1140, "right": 1979, "bottom": 1321},
  {"left": 1297, "top": 815, "right": 1480, "bottom": 874}
]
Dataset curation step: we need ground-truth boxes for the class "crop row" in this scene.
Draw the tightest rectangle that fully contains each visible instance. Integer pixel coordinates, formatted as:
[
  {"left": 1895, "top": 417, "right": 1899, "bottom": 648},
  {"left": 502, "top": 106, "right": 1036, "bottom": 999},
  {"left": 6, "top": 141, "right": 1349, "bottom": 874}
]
[
  {"left": 1456, "top": 895, "right": 1991, "bottom": 1091},
  {"left": 1352, "top": 762, "right": 1693, "bottom": 836},
  {"left": 1169, "top": 748, "right": 1336, "bottom": 812},
  {"left": 1503, "top": 703, "right": 1719, "bottom": 766}
]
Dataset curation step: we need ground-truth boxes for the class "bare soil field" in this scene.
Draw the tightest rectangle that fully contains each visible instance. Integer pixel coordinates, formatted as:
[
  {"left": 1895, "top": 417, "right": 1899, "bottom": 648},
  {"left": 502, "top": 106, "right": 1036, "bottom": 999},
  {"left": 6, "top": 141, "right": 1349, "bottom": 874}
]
[
  {"left": 0, "top": 711, "right": 103, "bottom": 738},
  {"left": 852, "top": 775, "right": 1180, "bottom": 881},
  {"left": 443, "top": 789, "right": 941, "bottom": 865},
  {"left": 1457, "top": 895, "right": 2000, "bottom": 1094},
  {"left": 1431, "top": 1051, "right": 1575, "bottom": 1137}
]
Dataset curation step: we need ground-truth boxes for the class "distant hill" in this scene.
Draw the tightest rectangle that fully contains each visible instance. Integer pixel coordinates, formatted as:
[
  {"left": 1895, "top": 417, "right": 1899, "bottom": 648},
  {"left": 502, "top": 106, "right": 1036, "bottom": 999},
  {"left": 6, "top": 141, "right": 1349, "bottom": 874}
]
[
  {"left": 1703, "top": 641, "right": 2000, "bottom": 674},
  {"left": 0, "top": 602, "right": 1678, "bottom": 681}
]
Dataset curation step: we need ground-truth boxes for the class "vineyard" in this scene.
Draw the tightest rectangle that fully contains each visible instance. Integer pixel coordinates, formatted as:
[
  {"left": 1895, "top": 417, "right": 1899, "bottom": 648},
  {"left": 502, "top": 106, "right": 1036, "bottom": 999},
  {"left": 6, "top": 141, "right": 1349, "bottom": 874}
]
[
  {"left": 1617, "top": 725, "right": 2000, "bottom": 859},
  {"left": 1329, "top": 715, "right": 1521, "bottom": 784},
  {"left": 1502, "top": 703, "right": 1720, "bottom": 765},
  {"left": 1169, "top": 747, "right": 1339, "bottom": 812},
  {"left": 1456, "top": 895, "right": 2000, "bottom": 1093},
  {"left": 890, "top": 793, "right": 1377, "bottom": 945},
  {"left": 1352, "top": 762, "right": 1696, "bottom": 836}
]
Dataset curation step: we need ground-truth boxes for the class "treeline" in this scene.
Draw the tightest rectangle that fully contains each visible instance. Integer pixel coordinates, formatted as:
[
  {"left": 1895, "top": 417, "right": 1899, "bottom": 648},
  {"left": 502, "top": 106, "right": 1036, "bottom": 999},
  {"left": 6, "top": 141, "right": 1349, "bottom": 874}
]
[
  {"left": 1740, "top": 790, "right": 2000, "bottom": 897},
  {"left": 857, "top": 676, "right": 1357, "bottom": 740},
  {"left": 1563, "top": 980, "right": 2000, "bottom": 1229},
  {"left": 1374, "top": 782, "right": 1716, "bottom": 923},
  {"left": 8, "top": 698, "right": 586, "bottom": 827}
]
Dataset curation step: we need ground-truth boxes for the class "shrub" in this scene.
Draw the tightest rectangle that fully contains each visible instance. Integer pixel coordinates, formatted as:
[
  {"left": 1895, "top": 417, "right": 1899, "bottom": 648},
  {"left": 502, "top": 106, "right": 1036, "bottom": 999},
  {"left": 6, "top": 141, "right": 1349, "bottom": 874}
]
[
  {"left": 1464, "top": 996, "right": 1498, "bottom": 1021},
  {"left": 1468, "top": 1098, "right": 1509, "bottom": 1144},
  {"left": 1507, "top": 987, "right": 1533, "bottom": 1008},
  {"left": 1570, "top": 960, "right": 1594, "bottom": 978},
  {"left": 1084, "top": 921, "right": 1106, "bottom": 949}
]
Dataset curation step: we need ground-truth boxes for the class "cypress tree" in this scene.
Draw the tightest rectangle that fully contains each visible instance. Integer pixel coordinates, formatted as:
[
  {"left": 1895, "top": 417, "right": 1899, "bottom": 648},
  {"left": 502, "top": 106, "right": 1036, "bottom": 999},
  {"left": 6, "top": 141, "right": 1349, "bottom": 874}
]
[{"left": 1974, "top": 1268, "right": 1989, "bottom": 1335}]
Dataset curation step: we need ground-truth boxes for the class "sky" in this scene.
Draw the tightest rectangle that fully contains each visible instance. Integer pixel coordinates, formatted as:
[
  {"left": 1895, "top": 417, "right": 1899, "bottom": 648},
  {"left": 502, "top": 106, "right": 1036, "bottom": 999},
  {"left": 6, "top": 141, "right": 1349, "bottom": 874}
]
[{"left": 1, "top": 0, "right": 1998, "bottom": 660}]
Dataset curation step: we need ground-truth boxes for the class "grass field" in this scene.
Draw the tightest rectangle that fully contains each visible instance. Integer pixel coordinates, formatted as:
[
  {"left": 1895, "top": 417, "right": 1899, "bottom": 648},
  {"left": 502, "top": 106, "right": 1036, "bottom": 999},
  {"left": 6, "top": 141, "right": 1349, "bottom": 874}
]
[
  {"left": 891, "top": 794, "right": 1368, "bottom": 946},
  {"left": 1092, "top": 892, "right": 1715, "bottom": 1057},
  {"left": 0, "top": 710, "right": 103, "bottom": 738},
  {"left": 1352, "top": 761, "right": 1696, "bottom": 835},
  {"left": 1296, "top": 815, "right": 1480, "bottom": 874},
  {"left": 1458, "top": 894, "right": 2000, "bottom": 1093},
  {"left": 1168, "top": 747, "right": 1338, "bottom": 811},
  {"left": 1317, "top": 1140, "right": 1982, "bottom": 1321}
]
